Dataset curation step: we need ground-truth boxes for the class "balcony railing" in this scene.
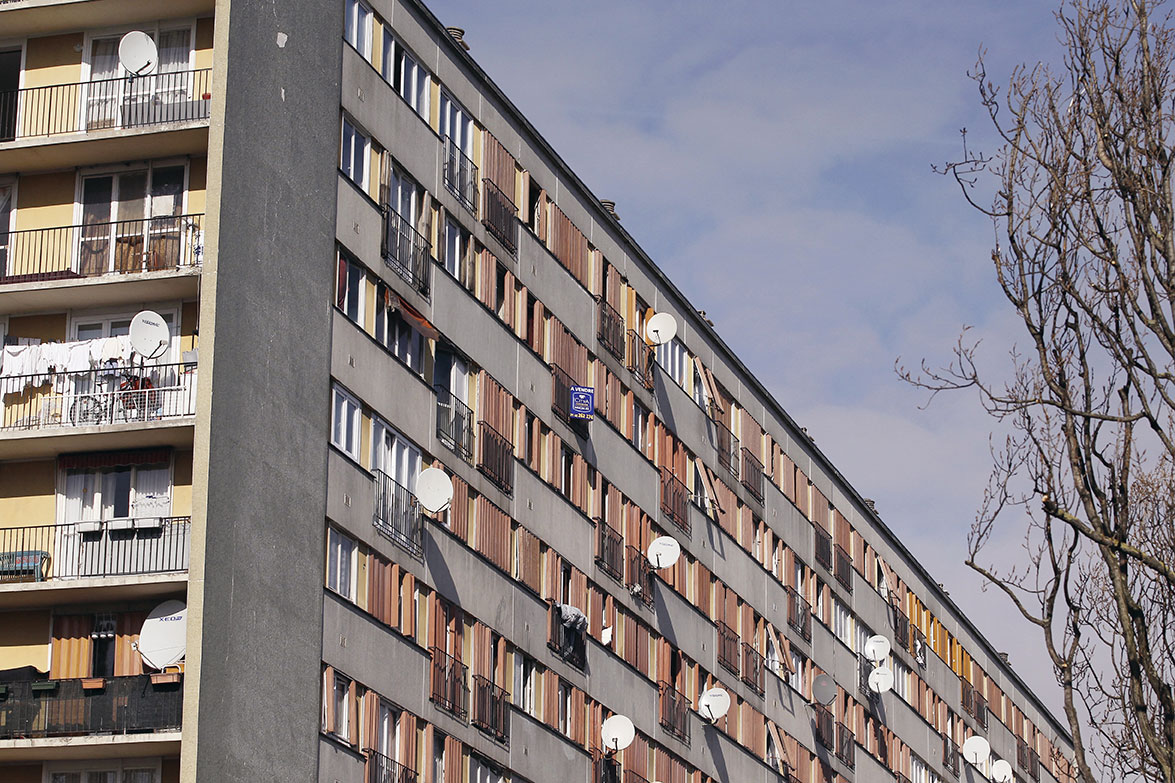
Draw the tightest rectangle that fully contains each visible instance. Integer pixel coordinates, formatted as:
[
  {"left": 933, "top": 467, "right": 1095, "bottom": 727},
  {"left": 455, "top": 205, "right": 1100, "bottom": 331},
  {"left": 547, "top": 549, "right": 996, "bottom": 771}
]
[
  {"left": 961, "top": 679, "right": 989, "bottom": 729},
  {"left": 0, "top": 214, "right": 204, "bottom": 285},
  {"left": 943, "top": 735, "right": 960, "bottom": 777},
  {"left": 435, "top": 386, "right": 473, "bottom": 463},
  {"left": 1017, "top": 738, "right": 1040, "bottom": 781},
  {"left": 597, "top": 299, "right": 625, "bottom": 362},
  {"left": 834, "top": 544, "right": 853, "bottom": 594},
  {"left": 741, "top": 643, "right": 765, "bottom": 696},
  {"left": 381, "top": 207, "right": 431, "bottom": 297},
  {"left": 626, "top": 544, "right": 654, "bottom": 605},
  {"left": 836, "top": 722, "right": 855, "bottom": 768},
  {"left": 595, "top": 521, "right": 623, "bottom": 582},
  {"left": 551, "top": 364, "right": 575, "bottom": 425},
  {"left": 0, "top": 69, "right": 211, "bottom": 142},
  {"left": 740, "top": 448, "right": 764, "bottom": 502},
  {"left": 0, "top": 673, "right": 181, "bottom": 739},
  {"left": 1, "top": 363, "right": 197, "bottom": 433},
  {"left": 893, "top": 608, "right": 910, "bottom": 651},
  {"left": 547, "top": 600, "right": 587, "bottom": 670},
  {"left": 814, "top": 703, "right": 834, "bottom": 748},
  {"left": 429, "top": 647, "right": 468, "bottom": 721},
  {"left": 366, "top": 749, "right": 418, "bottom": 783},
  {"left": 814, "top": 526, "right": 832, "bottom": 572},
  {"left": 593, "top": 754, "right": 621, "bottom": 783},
  {"left": 717, "top": 622, "right": 740, "bottom": 675},
  {"left": 471, "top": 674, "right": 510, "bottom": 744},
  {"left": 710, "top": 411, "right": 739, "bottom": 479},
  {"left": 0, "top": 517, "right": 190, "bottom": 583},
  {"left": 787, "top": 586, "right": 812, "bottom": 642},
  {"left": 858, "top": 654, "right": 873, "bottom": 697},
  {"left": 477, "top": 420, "right": 514, "bottom": 495},
  {"left": 659, "top": 467, "right": 689, "bottom": 535},
  {"left": 443, "top": 136, "right": 478, "bottom": 214},
  {"left": 658, "top": 681, "right": 690, "bottom": 744},
  {"left": 626, "top": 330, "right": 654, "bottom": 390},
  {"left": 624, "top": 770, "right": 651, "bottom": 783},
  {"left": 373, "top": 470, "right": 423, "bottom": 556},
  {"left": 481, "top": 178, "right": 517, "bottom": 255}
]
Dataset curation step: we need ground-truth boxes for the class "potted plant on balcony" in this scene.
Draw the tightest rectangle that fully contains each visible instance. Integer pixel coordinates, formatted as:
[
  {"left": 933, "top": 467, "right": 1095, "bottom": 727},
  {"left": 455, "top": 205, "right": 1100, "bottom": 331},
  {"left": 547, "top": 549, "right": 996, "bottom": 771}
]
[{"left": 81, "top": 677, "right": 105, "bottom": 690}]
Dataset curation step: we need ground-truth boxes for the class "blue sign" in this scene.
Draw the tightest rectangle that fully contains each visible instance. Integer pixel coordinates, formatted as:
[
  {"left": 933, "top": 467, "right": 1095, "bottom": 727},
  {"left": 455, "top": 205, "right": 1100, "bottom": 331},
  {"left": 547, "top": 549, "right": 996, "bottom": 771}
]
[{"left": 569, "top": 385, "right": 595, "bottom": 421}]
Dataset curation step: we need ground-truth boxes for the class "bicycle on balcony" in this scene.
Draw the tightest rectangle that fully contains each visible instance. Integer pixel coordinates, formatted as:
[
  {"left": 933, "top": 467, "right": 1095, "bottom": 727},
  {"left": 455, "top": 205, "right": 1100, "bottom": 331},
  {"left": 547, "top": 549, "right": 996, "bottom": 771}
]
[{"left": 70, "top": 371, "right": 160, "bottom": 425}]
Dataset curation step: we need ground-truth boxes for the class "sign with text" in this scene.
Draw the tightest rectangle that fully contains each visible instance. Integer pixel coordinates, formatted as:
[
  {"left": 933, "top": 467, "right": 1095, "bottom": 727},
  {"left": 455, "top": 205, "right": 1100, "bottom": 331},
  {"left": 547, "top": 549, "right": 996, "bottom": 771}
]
[{"left": 570, "top": 386, "right": 595, "bottom": 421}]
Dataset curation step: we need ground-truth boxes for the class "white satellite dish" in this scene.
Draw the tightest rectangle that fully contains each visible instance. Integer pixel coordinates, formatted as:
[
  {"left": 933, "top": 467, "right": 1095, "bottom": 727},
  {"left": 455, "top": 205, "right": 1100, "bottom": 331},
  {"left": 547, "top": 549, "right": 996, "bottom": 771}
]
[
  {"left": 868, "top": 666, "right": 894, "bottom": 694},
  {"left": 600, "top": 714, "right": 635, "bottom": 753},
  {"left": 138, "top": 599, "right": 186, "bottom": 670},
  {"left": 646, "top": 536, "right": 681, "bottom": 569},
  {"left": 416, "top": 468, "right": 454, "bottom": 513},
  {"left": 812, "top": 673, "right": 837, "bottom": 706},
  {"left": 962, "top": 735, "right": 991, "bottom": 765},
  {"left": 991, "top": 759, "right": 1014, "bottom": 782},
  {"left": 644, "top": 312, "right": 678, "bottom": 346},
  {"left": 863, "top": 634, "right": 892, "bottom": 664},
  {"left": 118, "top": 31, "right": 158, "bottom": 76},
  {"left": 699, "top": 687, "right": 732, "bottom": 722},
  {"left": 129, "top": 310, "right": 171, "bottom": 360}
]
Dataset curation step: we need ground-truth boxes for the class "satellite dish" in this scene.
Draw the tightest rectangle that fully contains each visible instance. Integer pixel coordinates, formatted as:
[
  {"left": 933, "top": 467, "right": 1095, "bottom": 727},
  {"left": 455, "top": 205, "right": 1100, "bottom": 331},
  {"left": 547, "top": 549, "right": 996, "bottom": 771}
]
[
  {"left": 129, "top": 310, "right": 171, "bottom": 360},
  {"left": 416, "top": 468, "right": 454, "bottom": 513},
  {"left": 812, "top": 674, "right": 836, "bottom": 706},
  {"left": 645, "top": 312, "right": 678, "bottom": 346},
  {"left": 600, "top": 714, "right": 635, "bottom": 753},
  {"left": 991, "top": 759, "right": 1014, "bottom": 782},
  {"left": 699, "top": 687, "right": 731, "bottom": 722},
  {"left": 118, "top": 31, "right": 158, "bottom": 76},
  {"left": 138, "top": 599, "right": 186, "bottom": 670},
  {"left": 962, "top": 736, "right": 991, "bottom": 765},
  {"left": 646, "top": 536, "right": 681, "bottom": 569},
  {"left": 864, "top": 634, "right": 892, "bottom": 663},
  {"left": 868, "top": 666, "right": 894, "bottom": 694}
]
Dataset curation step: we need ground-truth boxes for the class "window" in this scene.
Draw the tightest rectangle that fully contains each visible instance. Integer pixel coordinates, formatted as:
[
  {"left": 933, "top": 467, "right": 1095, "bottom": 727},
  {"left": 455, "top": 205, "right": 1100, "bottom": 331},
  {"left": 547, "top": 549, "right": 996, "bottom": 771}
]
[
  {"left": 333, "top": 672, "right": 352, "bottom": 740},
  {"left": 61, "top": 462, "right": 171, "bottom": 523},
  {"left": 833, "top": 598, "right": 854, "bottom": 649},
  {"left": 47, "top": 760, "right": 162, "bottom": 783},
  {"left": 438, "top": 90, "right": 473, "bottom": 157},
  {"left": 892, "top": 656, "right": 911, "bottom": 702},
  {"left": 371, "top": 417, "right": 421, "bottom": 492},
  {"left": 344, "top": 0, "right": 372, "bottom": 58},
  {"left": 557, "top": 679, "right": 572, "bottom": 736},
  {"left": 85, "top": 26, "right": 193, "bottom": 131},
  {"left": 376, "top": 699, "right": 400, "bottom": 760},
  {"left": 655, "top": 337, "right": 687, "bottom": 389},
  {"left": 331, "top": 385, "right": 362, "bottom": 460},
  {"left": 336, "top": 253, "right": 365, "bottom": 323},
  {"left": 560, "top": 446, "right": 574, "bottom": 499},
  {"left": 433, "top": 732, "right": 447, "bottom": 783},
  {"left": 383, "top": 34, "right": 430, "bottom": 119},
  {"left": 631, "top": 399, "right": 649, "bottom": 452},
  {"left": 374, "top": 288, "right": 425, "bottom": 375},
  {"left": 788, "top": 650, "right": 808, "bottom": 697},
  {"left": 515, "top": 654, "right": 536, "bottom": 716},
  {"left": 443, "top": 216, "right": 468, "bottom": 280},
  {"left": 469, "top": 754, "right": 504, "bottom": 783},
  {"left": 326, "top": 527, "right": 357, "bottom": 600},
  {"left": 340, "top": 115, "right": 370, "bottom": 189}
]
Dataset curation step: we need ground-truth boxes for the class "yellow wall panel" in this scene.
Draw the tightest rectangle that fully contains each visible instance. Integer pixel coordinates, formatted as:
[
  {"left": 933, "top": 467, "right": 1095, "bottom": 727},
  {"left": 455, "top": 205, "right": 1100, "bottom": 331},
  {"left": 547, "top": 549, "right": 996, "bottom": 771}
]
[
  {"left": 23, "top": 34, "right": 83, "bottom": 88},
  {"left": 14, "top": 171, "right": 75, "bottom": 230},
  {"left": 7, "top": 313, "right": 67, "bottom": 342},
  {"left": 172, "top": 449, "right": 194, "bottom": 517},
  {"left": 0, "top": 459, "right": 55, "bottom": 528},
  {"left": 0, "top": 610, "right": 50, "bottom": 671},
  {"left": 194, "top": 17, "right": 215, "bottom": 71}
]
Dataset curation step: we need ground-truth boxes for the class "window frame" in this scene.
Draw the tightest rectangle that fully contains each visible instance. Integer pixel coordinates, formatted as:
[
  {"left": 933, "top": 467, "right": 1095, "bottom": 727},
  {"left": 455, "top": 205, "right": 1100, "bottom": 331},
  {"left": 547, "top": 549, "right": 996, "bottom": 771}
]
[{"left": 331, "top": 384, "right": 362, "bottom": 461}]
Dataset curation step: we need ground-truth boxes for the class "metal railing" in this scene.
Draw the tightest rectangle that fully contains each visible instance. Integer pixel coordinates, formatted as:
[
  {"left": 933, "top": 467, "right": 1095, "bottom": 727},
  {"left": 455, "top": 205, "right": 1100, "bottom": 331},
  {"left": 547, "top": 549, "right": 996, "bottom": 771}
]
[
  {"left": 624, "top": 770, "right": 651, "bottom": 783},
  {"left": 481, "top": 178, "right": 517, "bottom": 255},
  {"left": 443, "top": 136, "right": 478, "bottom": 213},
  {"left": 626, "top": 329, "right": 654, "bottom": 390},
  {"left": 429, "top": 647, "right": 468, "bottom": 721},
  {"left": 0, "top": 214, "right": 204, "bottom": 284},
  {"left": 0, "top": 517, "right": 190, "bottom": 583},
  {"left": 741, "top": 642, "right": 765, "bottom": 696},
  {"left": 858, "top": 654, "right": 873, "bottom": 697},
  {"left": 0, "top": 68, "right": 211, "bottom": 141},
  {"left": 597, "top": 299, "right": 625, "bottom": 362},
  {"left": 717, "top": 622, "right": 740, "bottom": 675},
  {"left": 893, "top": 607, "right": 910, "bottom": 651},
  {"left": 1, "top": 363, "right": 197, "bottom": 433},
  {"left": 595, "top": 521, "right": 623, "bottom": 582},
  {"left": 1017, "top": 738, "right": 1040, "bottom": 781},
  {"left": 373, "top": 470, "right": 423, "bottom": 556},
  {"left": 0, "top": 673, "right": 182, "bottom": 739},
  {"left": 547, "top": 600, "right": 587, "bottom": 670},
  {"left": 593, "top": 754, "right": 621, "bottom": 783},
  {"left": 435, "top": 385, "right": 473, "bottom": 463},
  {"left": 836, "top": 722, "right": 855, "bottom": 768},
  {"left": 471, "top": 674, "right": 510, "bottom": 744},
  {"left": 626, "top": 544, "right": 654, "bottom": 605},
  {"left": 477, "top": 420, "right": 514, "bottom": 495},
  {"left": 660, "top": 467, "right": 689, "bottom": 535},
  {"left": 943, "top": 735, "right": 960, "bottom": 777},
  {"left": 551, "top": 364, "right": 575, "bottom": 425},
  {"left": 961, "top": 679, "right": 989, "bottom": 729},
  {"left": 814, "top": 526, "right": 832, "bottom": 572},
  {"left": 814, "top": 703, "right": 834, "bottom": 748},
  {"left": 740, "top": 447, "right": 764, "bottom": 502},
  {"left": 834, "top": 543, "right": 853, "bottom": 594},
  {"left": 366, "top": 749, "right": 418, "bottom": 783},
  {"left": 658, "top": 681, "right": 690, "bottom": 744},
  {"left": 710, "top": 407, "right": 739, "bottom": 479},
  {"left": 381, "top": 207, "right": 431, "bottom": 297},
  {"left": 786, "top": 586, "right": 812, "bottom": 642}
]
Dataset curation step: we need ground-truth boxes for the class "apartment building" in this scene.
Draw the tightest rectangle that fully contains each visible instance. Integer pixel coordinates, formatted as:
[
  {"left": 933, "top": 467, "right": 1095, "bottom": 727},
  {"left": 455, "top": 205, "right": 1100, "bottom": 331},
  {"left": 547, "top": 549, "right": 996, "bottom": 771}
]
[{"left": 0, "top": 1, "right": 1075, "bottom": 783}]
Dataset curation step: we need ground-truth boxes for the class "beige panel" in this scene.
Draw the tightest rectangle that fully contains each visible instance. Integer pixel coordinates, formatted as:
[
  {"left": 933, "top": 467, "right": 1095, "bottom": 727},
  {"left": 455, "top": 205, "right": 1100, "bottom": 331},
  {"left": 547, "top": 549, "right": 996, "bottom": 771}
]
[
  {"left": 0, "top": 459, "right": 56, "bottom": 528},
  {"left": 13, "top": 170, "right": 76, "bottom": 230},
  {"left": 0, "top": 610, "right": 50, "bottom": 671},
  {"left": 180, "top": 300, "right": 199, "bottom": 352},
  {"left": 7, "top": 312, "right": 67, "bottom": 342},
  {"left": 172, "top": 449, "right": 194, "bottom": 518},
  {"left": 193, "top": 17, "right": 215, "bottom": 71},
  {"left": 187, "top": 156, "right": 208, "bottom": 215},
  {"left": 1, "top": 766, "right": 41, "bottom": 783},
  {"left": 23, "top": 33, "right": 84, "bottom": 88}
]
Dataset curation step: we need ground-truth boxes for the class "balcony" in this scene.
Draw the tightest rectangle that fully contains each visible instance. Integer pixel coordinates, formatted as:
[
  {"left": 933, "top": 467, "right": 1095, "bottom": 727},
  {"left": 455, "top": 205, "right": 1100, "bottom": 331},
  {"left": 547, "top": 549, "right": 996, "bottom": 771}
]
[
  {"left": 1, "top": 363, "right": 196, "bottom": 435},
  {"left": 373, "top": 470, "right": 423, "bottom": 556},
  {"left": 836, "top": 722, "right": 855, "bottom": 769},
  {"left": 428, "top": 647, "right": 468, "bottom": 721},
  {"left": 0, "top": 673, "right": 182, "bottom": 740},
  {"left": 709, "top": 409, "right": 739, "bottom": 479},
  {"left": 741, "top": 643, "right": 765, "bottom": 696},
  {"left": 0, "top": 517, "right": 190, "bottom": 585},
  {"left": 597, "top": 299, "right": 625, "bottom": 362},
  {"left": 381, "top": 207, "right": 431, "bottom": 298},
  {"left": 476, "top": 420, "right": 514, "bottom": 495},
  {"left": 547, "top": 600, "right": 587, "bottom": 670},
  {"left": 1, "top": 214, "right": 204, "bottom": 286},
  {"left": 1017, "top": 737, "right": 1040, "bottom": 781},
  {"left": 0, "top": 69, "right": 211, "bottom": 143},
  {"left": 814, "top": 526, "right": 832, "bottom": 572},
  {"left": 893, "top": 608, "right": 910, "bottom": 651},
  {"left": 442, "top": 136, "right": 478, "bottom": 214},
  {"left": 786, "top": 586, "right": 812, "bottom": 642},
  {"left": 813, "top": 703, "right": 834, "bottom": 748},
  {"left": 717, "top": 622, "right": 740, "bottom": 675},
  {"left": 625, "top": 544, "right": 653, "bottom": 606},
  {"left": 834, "top": 544, "right": 853, "bottom": 594},
  {"left": 481, "top": 178, "right": 517, "bottom": 255},
  {"left": 470, "top": 674, "right": 509, "bottom": 745},
  {"left": 740, "top": 447, "right": 764, "bottom": 502},
  {"left": 551, "top": 365, "right": 576, "bottom": 427},
  {"left": 595, "top": 521, "right": 623, "bottom": 582},
  {"left": 659, "top": 467, "right": 689, "bottom": 535},
  {"left": 943, "top": 735, "right": 960, "bottom": 777},
  {"left": 593, "top": 754, "right": 620, "bottom": 783},
  {"left": 366, "top": 749, "right": 417, "bottom": 783},
  {"left": 858, "top": 654, "right": 873, "bottom": 697},
  {"left": 626, "top": 330, "right": 654, "bottom": 391},
  {"left": 657, "top": 682, "right": 690, "bottom": 744},
  {"left": 435, "top": 386, "right": 473, "bottom": 463},
  {"left": 961, "top": 679, "right": 989, "bottom": 729}
]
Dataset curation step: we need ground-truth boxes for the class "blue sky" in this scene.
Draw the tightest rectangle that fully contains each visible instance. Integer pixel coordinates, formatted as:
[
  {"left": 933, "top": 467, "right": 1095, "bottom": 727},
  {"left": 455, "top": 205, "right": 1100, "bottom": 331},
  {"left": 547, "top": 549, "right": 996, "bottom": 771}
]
[{"left": 424, "top": 0, "right": 1068, "bottom": 717}]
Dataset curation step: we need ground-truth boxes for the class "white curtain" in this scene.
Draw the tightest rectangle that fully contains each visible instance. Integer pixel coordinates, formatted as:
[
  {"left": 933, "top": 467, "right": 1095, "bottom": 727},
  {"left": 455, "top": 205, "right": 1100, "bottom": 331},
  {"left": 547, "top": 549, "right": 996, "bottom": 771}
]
[{"left": 132, "top": 465, "right": 171, "bottom": 517}]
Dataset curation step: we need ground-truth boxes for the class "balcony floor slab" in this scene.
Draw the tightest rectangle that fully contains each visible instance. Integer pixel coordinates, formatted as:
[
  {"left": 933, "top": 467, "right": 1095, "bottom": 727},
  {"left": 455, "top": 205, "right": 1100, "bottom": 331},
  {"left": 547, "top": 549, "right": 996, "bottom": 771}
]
[
  {"left": 0, "top": 731, "right": 181, "bottom": 762},
  {"left": 0, "top": 572, "right": 187, "bottom": 609}
]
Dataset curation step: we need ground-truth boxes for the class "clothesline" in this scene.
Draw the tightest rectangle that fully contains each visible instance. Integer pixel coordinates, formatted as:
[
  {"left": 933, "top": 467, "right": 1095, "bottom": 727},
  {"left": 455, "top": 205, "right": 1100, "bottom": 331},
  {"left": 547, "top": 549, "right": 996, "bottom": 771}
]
[{"left": 0, "top": 335, "right": 143, "bottom": 382}]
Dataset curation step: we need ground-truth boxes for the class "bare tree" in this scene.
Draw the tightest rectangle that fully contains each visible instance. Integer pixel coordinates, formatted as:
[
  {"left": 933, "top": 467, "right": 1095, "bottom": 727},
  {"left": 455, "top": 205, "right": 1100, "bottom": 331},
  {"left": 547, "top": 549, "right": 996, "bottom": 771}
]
[{"left": 904, "top": 1, "right": 1175, "bottom": 780}]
